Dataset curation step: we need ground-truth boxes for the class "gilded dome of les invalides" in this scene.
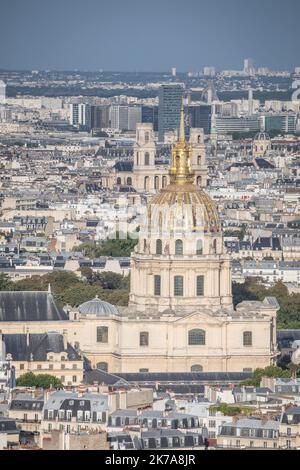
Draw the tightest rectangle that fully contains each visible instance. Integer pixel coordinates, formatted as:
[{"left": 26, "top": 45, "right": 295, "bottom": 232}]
[{"left": 147, "top": 101, "right": 220, "bottom": 235}]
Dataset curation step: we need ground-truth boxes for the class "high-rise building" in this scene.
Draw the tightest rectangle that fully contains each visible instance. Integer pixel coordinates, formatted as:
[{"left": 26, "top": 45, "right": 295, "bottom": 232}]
[
  {"left": 261, "top": 114, "right": 297, "bottom": 133},
  {"left": 203, "top": 66, "right": 216, "bottom": 77},
  {"left": 128, "top": 106, "right": 142, "bottom": 131},
  {"left": 141, "top": 105, "right": 159, "bottom": 131},
  {"left": 244, "top": 58, "right": 255, "bottom": 75},
  {"left": 110, "top": 105, "right": 129, "bottom": 131},
  {"left": 188, "top": 105, "right": 212, "bottom": 135},
  {"left": 90, "top": 105, "right": 109, "bottom": 129},
  {"left": 0, "top": 80, "right": 6, "bottom": 104},
  {"left": 215, "top": 116, "right": 260, "bottom": 134},
  {"left": 158, "top": 84, "right": 184, "bottom": 142},
  {"left": 69, "top": 103, "right": 91, "bottom": 130},
  {"left": 171, "top": 67, "right": 177, "bottom": 77}
]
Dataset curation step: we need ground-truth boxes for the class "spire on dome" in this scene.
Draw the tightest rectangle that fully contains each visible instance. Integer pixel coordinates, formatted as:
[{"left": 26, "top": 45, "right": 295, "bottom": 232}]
[{"left": 169, "top": 96, "right": 194, "bottom": 185}]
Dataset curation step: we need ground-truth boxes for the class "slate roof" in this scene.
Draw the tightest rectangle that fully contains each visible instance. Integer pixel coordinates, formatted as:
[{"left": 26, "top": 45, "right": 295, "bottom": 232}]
[
  {"left": 114, "top": 161, "right": 134, "bottom": 172},
  {"left": 3, "top": 332, "right": 80, "bottom": 361},
  {"left": 0, "top": 417, "right": 19, "bottom": 434},
  {"left": 281, "top": 407, "right": 300, "bottom": 425},
  {"left": 0, "top": 291, "right": 68, "bottom": 322}
]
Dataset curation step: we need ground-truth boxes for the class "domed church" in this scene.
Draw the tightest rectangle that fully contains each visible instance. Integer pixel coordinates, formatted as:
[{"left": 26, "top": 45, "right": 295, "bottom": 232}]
[
  {"left": 71, "top": 104, "right": 279, "bottom": 373},
  {"left": 0, "top": 106, "right": 279, "bottom": 375}
]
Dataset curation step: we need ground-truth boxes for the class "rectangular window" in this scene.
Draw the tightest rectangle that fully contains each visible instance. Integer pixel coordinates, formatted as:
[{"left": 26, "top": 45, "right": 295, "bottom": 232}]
[
  {"left": 196, "top": 275, "right": 204, "bottom": 296},
  {"left": 243, "top": 331, "right": 252, "bottom": 346},
  {"left": 174, "top": 276, "right": 183, "bottom": 296},
  {"left": 20, "top": 364, "right": 24, "bottom": 370},
  {"left": 97, "top": 326, "right": 108, "bottom": 343},
  {"left": 72, "top": 376, "right": 77, "bottom": 382},
  {"left": 154, "top": 275, "right": 161, "bottom": 296},
  {"left": 140, "top": 332, "right": 149, "bottom": 347},
  {"left": 37, "top": 364, "right": 42, "bottom": 370}
]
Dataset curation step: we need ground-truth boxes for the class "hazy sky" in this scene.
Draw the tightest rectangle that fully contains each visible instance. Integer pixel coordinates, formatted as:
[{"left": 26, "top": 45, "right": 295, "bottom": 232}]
[{"left": 0, "top": 0, "right": 299, "bottom": 72}]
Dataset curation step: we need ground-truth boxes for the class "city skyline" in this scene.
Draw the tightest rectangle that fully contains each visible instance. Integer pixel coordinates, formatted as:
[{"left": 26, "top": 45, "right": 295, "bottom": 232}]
[{"left": 0, "top": 0, "right": 299, "bottom": 72}]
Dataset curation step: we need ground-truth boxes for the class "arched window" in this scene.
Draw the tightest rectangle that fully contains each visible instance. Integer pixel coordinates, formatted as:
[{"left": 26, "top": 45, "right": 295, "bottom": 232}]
[
  {"left": 191, "top": 364, "right": 203, "bottom": 372},
  {"left": 154, "top": 176, "right": 159, "bottom": 190},
  {"left": 144, "top": 152, "right": 150, "bottom": 165},
  {"left": 144, "top": 176, "right": 149, "bottom": 190},
  {"left": 127, "top": 177, "right": 132, "bottom": 186},
  {"left": 116, "top": 177, "right": 121, "bottom": 185},
  {"left": 196, "top": 239, "right": 203, "bottom": 255},
  {"left": 136, "top": 151, "right": 139, "bottom": 166},
  {"left": 156, "top": 239, "right": 162, "bottom": 255},
  {"left": 175, "top": 239, "right": 183, "bottom": 255},
  {"left": 96, "top": 326, "right": 108, "bottom": 343},
  {"left": 174, "top": 276, "right": 184, "bottom": 296},
  {"left": 197, "top": 155, "right": 201, "bottom": 165},
  {"left": 96, "top": 362, "right": 108, "bottom": 372},
  {"left": 188, "top": 329, "right": 206, "bottom": 345},
  {"left": 213, "top": 239, "right": 217, "bottom": 253},
  {"left": 140, "top": 331, "right": 149, "bottom": 346},
  {"left": 243, "top": 331, "right": 252, "bottom": 346},
  {"left": 162, "top": 176, "right": 167, "bottom": 188},
  {"left": 197, "top": 176, "right": 202, "bottom": 186}
]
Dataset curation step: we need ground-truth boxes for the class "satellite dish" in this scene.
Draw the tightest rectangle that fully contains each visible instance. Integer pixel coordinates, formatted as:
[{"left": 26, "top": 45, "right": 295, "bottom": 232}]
[{"left": 291, "top": 347, "right": 300, "bottom": 365}]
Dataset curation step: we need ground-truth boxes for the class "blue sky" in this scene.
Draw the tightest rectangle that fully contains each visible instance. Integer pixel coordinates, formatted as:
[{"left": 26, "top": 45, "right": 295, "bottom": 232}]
[{"left": 0, "top": 0, "right": 299, "bottom": 71}]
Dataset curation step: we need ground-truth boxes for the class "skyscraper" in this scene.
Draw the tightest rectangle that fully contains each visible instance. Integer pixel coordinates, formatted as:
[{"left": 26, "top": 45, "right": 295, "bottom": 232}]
[
  {"left": 244, "top": 58, "right": 255, "bottom": 75},
  {"left": 90, "top": 105, "right": 109, "bottom": 129},
  {"left": 188, "top": 104, "right": 212, "bottom": 134},
  {"left": 141, "top": 105, "right": 158, "bottom": 132},
  {"left": 158, "top": 84, "right": 184, "bottom": 142},
  {"left": 128, "top": 106, "right": 142, "bottom": 131},
  {"left": 69, "top": 103, "right": 91, "bottom": 130},
  {"left": 110, "top": 105, "right": 129, "bottom": 131},
  {"left": 0, "top": 80, "right": 6, "bottom": 104}
]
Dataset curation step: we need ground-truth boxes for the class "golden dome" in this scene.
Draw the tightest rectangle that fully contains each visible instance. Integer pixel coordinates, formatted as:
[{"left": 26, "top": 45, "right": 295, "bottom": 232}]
[{"left": 146, "top": 100, "right": 221, "bottom": 234}]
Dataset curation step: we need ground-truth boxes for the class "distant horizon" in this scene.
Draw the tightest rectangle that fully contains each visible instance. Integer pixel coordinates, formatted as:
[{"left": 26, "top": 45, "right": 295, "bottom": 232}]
[{"left": 0, "top": 63, "right": 298, "bottom": 74}]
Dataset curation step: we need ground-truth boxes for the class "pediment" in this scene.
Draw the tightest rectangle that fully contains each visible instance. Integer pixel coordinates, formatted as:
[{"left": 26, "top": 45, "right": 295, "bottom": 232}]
[{"left": 173, "top": 309, "right": 225, "bottom": 325}]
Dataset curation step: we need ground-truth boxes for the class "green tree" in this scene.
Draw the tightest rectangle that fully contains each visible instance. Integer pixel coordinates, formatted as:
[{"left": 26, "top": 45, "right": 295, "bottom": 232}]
[
  {"left": 95, "top": 272, "right": 125, "bottom": 290},
  {"left": 240, "top": 365, "right": 291, "bottom": 387},
  {"left": 16, "top": 372, "right": 63, "bottom": 389},
  {"left": 0, "top": 273, "right": 13, "bottom": 290}
]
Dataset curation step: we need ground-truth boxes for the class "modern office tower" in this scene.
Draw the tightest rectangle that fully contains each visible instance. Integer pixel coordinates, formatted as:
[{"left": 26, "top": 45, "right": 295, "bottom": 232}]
[
  {"left": 294, "top": 67, "right": 300, "bottom": 75},
  {"left": 90, "top": 105, "right": 109, "bottom": 129},
  {"left": 261, "top": 114, "right": 297, "bottom": 133},
  {"left": 188, "top": 104, "right": 212, "bottom": 134},
  {"left": 110, "top": 105, "right": 129, "bottom": 131},
  {"left": 244, "top": 58, "right": 255, "bottom": 75},
  {"left": 215, "top": 116, "right": 260, "bottom": 134},
  {"left": 128, "top": 106, "right": 142, "bottom": 131},
  {"left": 248, "top": 88, "right": 253, "bottom": 115},
  {"left": 0, "top": 80, "right": 6, "bottom": 104},
  {"left": 69, "top": 103, "right": 91, "bottom": 130},
  {"left": 171, "top": 67, "right": 177, "bottom": 77},
  {"left": 203, "top": 66, "right": 216, "bottom": 77},
  {"left": 213, "top": 102, "right": 238, "bottom": 118},
  {"left": 158, "top": 84, "right": 184, "bottom": 141},
  {"left": 141, "top": 105, "right": 159, "bottom": 131}
]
